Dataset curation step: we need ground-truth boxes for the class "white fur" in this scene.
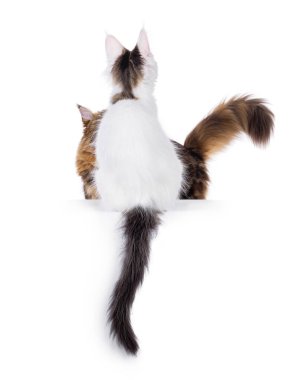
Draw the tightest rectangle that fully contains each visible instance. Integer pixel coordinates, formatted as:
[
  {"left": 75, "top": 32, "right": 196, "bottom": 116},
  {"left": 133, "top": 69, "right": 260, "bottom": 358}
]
[
  {"left": 95, "top": 44, "right": 183, "bottom": 211},
  {"left": 95, "top": 99, "right": 183, "bottom": 211}
]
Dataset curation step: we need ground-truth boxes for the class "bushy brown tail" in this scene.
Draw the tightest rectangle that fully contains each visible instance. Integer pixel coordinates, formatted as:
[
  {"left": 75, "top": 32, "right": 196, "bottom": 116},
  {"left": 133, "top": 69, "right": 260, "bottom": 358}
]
[{"left": 184, "top": 95, "right": 274, "bottom": 160}]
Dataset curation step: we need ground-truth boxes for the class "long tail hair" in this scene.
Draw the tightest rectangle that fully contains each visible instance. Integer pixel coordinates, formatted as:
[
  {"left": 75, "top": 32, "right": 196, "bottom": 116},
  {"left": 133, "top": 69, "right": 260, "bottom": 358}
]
[{"left": 108, "top": 207, "right": 161, "bottom": 355}]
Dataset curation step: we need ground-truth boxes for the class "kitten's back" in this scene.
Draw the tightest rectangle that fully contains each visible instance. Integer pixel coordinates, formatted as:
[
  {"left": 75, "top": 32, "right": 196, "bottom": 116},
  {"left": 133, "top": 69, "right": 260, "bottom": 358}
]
[{"left": 95, "top": 99, "right": 183, "bottom": 211}]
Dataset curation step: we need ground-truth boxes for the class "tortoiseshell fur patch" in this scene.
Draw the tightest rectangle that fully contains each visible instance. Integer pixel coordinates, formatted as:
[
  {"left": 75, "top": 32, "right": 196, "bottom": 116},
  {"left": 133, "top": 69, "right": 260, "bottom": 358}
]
[
  {"left": 173, "top": 141, "right": 210, "bottom": 199},
  {"left": 76, "top": 107, "right": 104, "bottom": 199}
]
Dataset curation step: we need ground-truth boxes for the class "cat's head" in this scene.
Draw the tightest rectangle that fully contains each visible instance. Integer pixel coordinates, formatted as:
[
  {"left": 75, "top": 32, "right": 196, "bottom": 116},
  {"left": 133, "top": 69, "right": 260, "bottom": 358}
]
[{"left": 105, "top": 29, "right": 157, "bottom": 102}]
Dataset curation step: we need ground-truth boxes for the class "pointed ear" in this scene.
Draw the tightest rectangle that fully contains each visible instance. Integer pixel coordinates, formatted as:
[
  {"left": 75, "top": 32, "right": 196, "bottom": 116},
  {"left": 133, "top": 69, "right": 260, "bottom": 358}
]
[
  {"left": 105, "top": 34, "right": 124, "bottom": 62},
  {"left": 77, "top": 104, "right": 93, "bottom": 123},
  {"left": 137, "top": 29, "right": 151, "bottom": 58}
]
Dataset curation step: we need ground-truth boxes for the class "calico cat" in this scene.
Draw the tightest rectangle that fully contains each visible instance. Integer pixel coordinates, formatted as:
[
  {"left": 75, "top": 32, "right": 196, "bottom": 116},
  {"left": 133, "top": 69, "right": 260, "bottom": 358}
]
[{"left": 76, "top": 30, "right": 274, "bottom": 355}]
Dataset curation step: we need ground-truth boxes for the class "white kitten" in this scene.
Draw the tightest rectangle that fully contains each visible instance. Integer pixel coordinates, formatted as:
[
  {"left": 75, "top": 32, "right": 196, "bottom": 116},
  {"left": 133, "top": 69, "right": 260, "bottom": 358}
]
[{"left": 94, "top": 30, "right": 184, "bottom": 211}]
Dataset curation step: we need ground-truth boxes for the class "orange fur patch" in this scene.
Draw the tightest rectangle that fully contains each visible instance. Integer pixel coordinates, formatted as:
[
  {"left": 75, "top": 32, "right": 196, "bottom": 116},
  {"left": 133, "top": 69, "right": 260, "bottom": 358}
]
[{"left": 76, "top": 109, "right": 104, "bottom": 199}]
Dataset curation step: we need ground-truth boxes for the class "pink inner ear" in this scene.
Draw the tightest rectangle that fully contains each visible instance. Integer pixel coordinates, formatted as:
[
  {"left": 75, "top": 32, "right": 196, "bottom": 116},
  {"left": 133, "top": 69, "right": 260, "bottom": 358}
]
[
  {"left": 78, "top": 105, "right": 93, "bottom": 121},
  {"left": 105, "top": 35, "right": 124, "bottom": 62},
  {"left": 137, "top": 29, "right": 151, "bottom": 58}
]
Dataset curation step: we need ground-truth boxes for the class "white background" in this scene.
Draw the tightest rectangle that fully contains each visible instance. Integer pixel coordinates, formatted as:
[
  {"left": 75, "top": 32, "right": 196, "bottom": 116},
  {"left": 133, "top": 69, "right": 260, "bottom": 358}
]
[{"left": 0, "top": 0, "right": 304, "bottom": 379}]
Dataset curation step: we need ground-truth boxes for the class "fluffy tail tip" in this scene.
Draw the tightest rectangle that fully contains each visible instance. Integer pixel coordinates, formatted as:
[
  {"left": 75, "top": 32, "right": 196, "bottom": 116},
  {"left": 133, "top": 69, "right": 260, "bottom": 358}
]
[
  {"left": 109, "top": 310, "right": 139, "bottom": 355},
  {"left": 246, "top": 98, "right": 274, "bottom": 145}
]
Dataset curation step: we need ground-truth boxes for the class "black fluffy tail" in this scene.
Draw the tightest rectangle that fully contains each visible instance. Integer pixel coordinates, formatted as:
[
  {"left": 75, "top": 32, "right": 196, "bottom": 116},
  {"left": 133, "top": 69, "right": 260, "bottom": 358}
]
[{"left": 108, "top": 207, "right": 161, "bottom": 355}]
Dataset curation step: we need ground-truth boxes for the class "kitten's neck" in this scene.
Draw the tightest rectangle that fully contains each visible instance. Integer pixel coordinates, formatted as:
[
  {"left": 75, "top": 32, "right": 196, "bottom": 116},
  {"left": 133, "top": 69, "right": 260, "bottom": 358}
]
[{"left": 111, "top": 83, "right": 157, "bottom": 112}]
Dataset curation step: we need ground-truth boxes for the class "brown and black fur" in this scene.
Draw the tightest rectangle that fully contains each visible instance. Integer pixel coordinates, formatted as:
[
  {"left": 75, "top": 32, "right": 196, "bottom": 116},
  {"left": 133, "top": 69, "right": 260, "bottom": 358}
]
[
  {"left": 111, "top": 46, "right": 144, "bottom": 104},
  {"left": 173, "top": 141, "right": 210, "bottom": 199},
  {"left": 180, "top": 95, "right": 274, "bottom": 198},
  {"left": 184, "top": 95, "right": 274, "bottom": 160}
]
